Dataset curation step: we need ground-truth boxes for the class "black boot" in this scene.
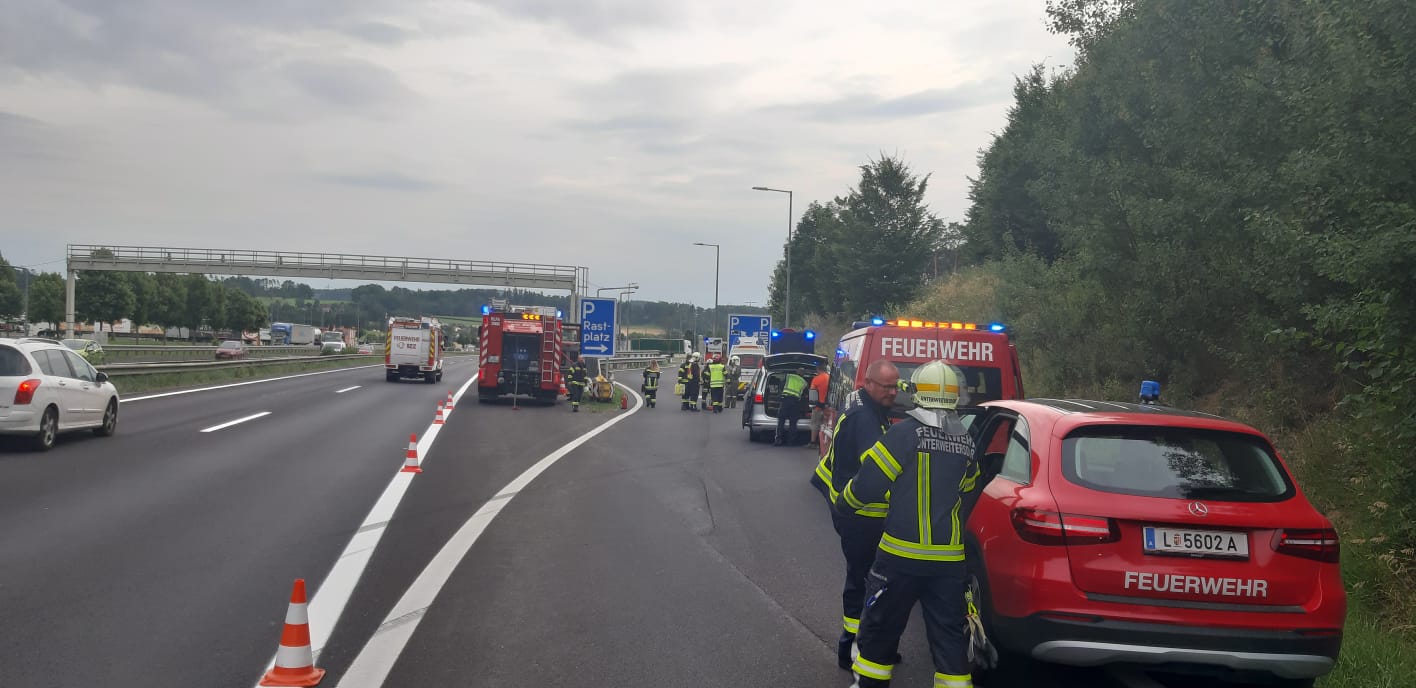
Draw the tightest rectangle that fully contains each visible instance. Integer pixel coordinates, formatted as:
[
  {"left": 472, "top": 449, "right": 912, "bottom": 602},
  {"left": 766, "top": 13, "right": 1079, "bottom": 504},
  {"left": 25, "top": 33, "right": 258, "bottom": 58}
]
[{"left": 837, "top": 631, "right": 855, "bottom": 670}]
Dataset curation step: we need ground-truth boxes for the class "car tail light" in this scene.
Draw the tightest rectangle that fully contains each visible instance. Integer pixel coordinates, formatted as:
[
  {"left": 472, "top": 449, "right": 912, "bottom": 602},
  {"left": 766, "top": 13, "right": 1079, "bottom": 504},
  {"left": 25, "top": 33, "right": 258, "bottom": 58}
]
[
  {"left": 14, "top": 378, "right": 41, "bottom": 405},
  {"left": 1012, "top": 508, "right": 1119, "bottom": 545},
  {"left": 1273, "top": 528, "right": 1340, "bottom": 563},
  {"left": 755, "top": 393, "right": 763, "bottom": 404}
]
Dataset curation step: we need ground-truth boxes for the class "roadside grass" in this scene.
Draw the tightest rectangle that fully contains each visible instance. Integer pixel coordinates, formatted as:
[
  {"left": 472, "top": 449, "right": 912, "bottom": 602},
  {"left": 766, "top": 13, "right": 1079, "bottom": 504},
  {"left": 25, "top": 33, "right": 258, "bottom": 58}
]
[
  {"left": 112, "top": 356, "right": 380, "bottom": 396},
  {"left": 1319, "top": 610, "right": 1416, "bottom": 687}
]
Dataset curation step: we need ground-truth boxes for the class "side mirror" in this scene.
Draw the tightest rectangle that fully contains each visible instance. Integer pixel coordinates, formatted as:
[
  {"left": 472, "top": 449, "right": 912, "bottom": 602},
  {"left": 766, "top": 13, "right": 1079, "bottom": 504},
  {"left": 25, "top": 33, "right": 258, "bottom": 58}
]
[{"left": 96, "top": 372, "right": 110, "bottom": 384}]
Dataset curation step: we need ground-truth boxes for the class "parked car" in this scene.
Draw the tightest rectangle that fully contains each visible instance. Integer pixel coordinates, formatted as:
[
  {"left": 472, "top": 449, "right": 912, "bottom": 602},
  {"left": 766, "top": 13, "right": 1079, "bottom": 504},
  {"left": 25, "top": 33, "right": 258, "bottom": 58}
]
[
  {"left": 321, "top": 341, "right": 346, "bottom": 354},
  {"left": 215, "top": 340, "right": 246, "bottom": 360},
  {"left": 61, "top": 338, "right": 105, "bottom": 364},
  {"left": 964, "top": 393, "right": 1343, "bottom": 686},
  {"left": 357, "top": 344, "right": 374, "bottom": 355},
  {"left": 739, "top": 352, "right": 827, "bottom": 443},
  {"left": 0, "top": 337, "right": 121, "bottom": 450}
]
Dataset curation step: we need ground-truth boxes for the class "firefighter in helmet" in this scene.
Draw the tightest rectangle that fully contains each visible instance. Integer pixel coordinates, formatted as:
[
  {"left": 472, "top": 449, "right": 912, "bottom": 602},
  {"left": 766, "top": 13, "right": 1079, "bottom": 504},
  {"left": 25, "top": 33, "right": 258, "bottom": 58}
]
[
  {"left": 837, "top": 361, "right": 980, "bottom": 688},
  {"left": 724, "top": 354, "right": 742, "bottom": 409},
  {"left": 642, "top": 359, "right": 661, "bottom": 408},
  {"left": 566, "top": 350, "right": 589, "bottom": 412}
]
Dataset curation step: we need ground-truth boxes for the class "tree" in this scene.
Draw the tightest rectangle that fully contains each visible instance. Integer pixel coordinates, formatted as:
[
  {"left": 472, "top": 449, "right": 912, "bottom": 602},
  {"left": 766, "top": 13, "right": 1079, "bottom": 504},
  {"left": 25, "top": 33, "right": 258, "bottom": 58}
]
[
  {"left": 0, "top": 253, "right": 22, "bottom": 320},
  {"left": 75, "top": 270, "right": 136, "bottom": 333},
  {"left": 26, "top": 273, "right": 65, "bottom": 327},
  {"left": 151, "top": 273, "right": 187, "bottom": 335},
  {"left": 183, "top": 273, "right": 214, "bottom": 332},
  {"left": 126, "top": 273, "right": 157, "bottom": 328}
]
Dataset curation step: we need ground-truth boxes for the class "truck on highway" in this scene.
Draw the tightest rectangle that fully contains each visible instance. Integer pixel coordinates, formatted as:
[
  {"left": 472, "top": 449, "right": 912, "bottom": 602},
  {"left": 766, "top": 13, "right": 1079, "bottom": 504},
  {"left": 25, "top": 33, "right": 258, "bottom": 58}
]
[
  {"left": 270, "top": 322, "right": 318, "bottom": 346},
  {"left": 385, "top": 316, "right": 445, "bottom": 383},
  {"left": 477, "top": 301, "right": 564, "bottom": 404}
]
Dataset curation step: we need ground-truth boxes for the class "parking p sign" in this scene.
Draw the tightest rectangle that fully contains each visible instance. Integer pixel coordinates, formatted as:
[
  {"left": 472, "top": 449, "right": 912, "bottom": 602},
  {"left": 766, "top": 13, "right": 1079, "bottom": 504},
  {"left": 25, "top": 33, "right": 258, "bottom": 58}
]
[
  {"left": 727, "top": 314, "right": 772, "bottom": 347},
  {"left": 580, "top": 298, "right": 617, "bottom": 357}
]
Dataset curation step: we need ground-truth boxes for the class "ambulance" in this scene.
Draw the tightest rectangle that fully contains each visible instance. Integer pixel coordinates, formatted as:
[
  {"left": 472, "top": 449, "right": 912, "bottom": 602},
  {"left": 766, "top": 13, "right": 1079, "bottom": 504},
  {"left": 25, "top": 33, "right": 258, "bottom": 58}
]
[{"left": 818, "top": 317, "right": 1024, "bottom": 453}]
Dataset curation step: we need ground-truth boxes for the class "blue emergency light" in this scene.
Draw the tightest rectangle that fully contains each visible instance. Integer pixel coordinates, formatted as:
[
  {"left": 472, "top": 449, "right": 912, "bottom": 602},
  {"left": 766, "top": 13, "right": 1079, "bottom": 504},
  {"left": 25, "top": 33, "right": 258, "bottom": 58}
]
[
  {"left": 988, "top": 323, "right": 1006, "bottom": 332},
  {"left": 771, "top": 330, "right": 781, "bottom": 339},
  {"left": 1140, "top": 380, "right": 1161, "bottom": 404},
  {"left": 871, "top": 316, "right": 886, "bottom": 326},
  {"left": 481, "top": 304, "right": 491, "bottom": 315},
  {"left": 804, "top": 330, "right": 815, "bottom": 340},
  {"left": 556, "top": 309, "right": 563, "bottom": 319}
]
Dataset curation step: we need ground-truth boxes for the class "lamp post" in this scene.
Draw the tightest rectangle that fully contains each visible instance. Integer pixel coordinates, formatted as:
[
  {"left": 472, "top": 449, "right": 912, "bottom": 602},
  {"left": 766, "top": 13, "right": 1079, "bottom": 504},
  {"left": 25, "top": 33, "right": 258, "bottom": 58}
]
[
  {"left": 692, "top": 242, "right": 719, "bottom": 337},
  {"left": 751, "top": 186, "right": 793, "bottom": 327}
]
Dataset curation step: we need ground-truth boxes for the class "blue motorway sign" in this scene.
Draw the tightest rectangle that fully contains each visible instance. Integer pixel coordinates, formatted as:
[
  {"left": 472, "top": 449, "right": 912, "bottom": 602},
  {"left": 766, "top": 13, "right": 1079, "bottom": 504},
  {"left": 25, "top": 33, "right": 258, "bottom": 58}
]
[
  {"left": 580, "top": 297, "right": 617, "bottom": 357},
  {"left": 727, "top": 314, "right": 772, "bottom": 347}
]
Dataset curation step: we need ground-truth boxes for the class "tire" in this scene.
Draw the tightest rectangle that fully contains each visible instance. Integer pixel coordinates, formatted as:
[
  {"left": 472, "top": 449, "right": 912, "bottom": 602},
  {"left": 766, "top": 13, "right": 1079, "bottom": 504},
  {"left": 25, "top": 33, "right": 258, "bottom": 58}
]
[
  {"left": 424, "top": 372, "right": 435, "bottom": 384},
  {"left": 32, "top": 406, "right": 58, "bottom": 451},
  {"left": 93, "top": 399, "right": 118, "bottom": 437},
  {"left": 386, "top": 371, "right": 399, "bottom": 383},
  {"left": 436, "top": 370, "right": 443, "bottom": 382}
]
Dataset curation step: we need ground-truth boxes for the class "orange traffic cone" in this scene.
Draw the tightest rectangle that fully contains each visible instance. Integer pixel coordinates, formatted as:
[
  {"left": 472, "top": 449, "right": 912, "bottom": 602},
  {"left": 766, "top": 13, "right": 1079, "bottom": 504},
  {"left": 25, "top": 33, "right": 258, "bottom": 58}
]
[
  {"left": 445, "top": 391, "right": 455, "bottom": 410},
  {"left": 260, "top": 579, "right": 326, "bottom": 686},
  {"left": 401, "top": 434, "right": 422, "bottom": 473},
  {"left": 433, "top": 402, "right": 445, "bottom": 425}
]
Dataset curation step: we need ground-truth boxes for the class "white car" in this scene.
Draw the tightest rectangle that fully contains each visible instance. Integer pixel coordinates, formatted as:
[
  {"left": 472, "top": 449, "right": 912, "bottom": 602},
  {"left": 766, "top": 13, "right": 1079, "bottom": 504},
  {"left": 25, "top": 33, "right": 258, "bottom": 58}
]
[{"left": 0, "top": 338, "right": 120, "bottom": 451}]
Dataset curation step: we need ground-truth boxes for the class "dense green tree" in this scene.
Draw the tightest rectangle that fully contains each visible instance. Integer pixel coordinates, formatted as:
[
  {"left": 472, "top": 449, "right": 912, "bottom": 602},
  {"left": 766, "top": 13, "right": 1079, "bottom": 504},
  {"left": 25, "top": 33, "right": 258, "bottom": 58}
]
[
  {"left": 26, "top": 273, "right": 65, "bottom": 326},
  {"left": 0, "top": 254, "right": 22, "bottom": 320},
  {"left": 75, "top": 270, "right": 136, "bottom": 332}
]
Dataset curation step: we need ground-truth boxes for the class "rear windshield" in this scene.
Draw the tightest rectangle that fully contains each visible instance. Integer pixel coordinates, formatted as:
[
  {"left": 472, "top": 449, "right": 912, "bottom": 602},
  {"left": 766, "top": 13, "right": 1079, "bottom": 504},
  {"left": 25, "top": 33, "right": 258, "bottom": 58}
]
[
  {"left": 737, "top": 354, "right": 763, "bottom": 368},
  {"left": 0, "top": 346, "right": 32, "bottom": 376},
  {"left": 1062, "top": 426, "right": 1294, "bottom": 502},
  {"left": 891, "top": 363, "right": 1005, "bottom": 405}
]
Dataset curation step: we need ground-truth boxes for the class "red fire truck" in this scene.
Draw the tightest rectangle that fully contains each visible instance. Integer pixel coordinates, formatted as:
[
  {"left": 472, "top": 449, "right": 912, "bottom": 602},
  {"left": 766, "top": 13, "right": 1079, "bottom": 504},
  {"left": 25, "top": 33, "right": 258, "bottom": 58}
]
[{"left": 477, "top": 302, "right": 565, "bottom": 404}]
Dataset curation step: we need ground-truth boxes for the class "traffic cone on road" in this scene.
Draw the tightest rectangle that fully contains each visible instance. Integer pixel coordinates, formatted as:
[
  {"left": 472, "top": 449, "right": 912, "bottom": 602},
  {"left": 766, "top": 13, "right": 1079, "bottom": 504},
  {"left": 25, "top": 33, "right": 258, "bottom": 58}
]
[
  {"left": 259, "top": 579, "right": 326, "bottom": 686},
  {"left": 445, "top": 391, "right": 455, "bottom": 410},
  {"left": 434, "top": 402, "right": 445, "bottom": 425},
  {"left": 401, "top": 434, "right": 422, "bottom": 474}
]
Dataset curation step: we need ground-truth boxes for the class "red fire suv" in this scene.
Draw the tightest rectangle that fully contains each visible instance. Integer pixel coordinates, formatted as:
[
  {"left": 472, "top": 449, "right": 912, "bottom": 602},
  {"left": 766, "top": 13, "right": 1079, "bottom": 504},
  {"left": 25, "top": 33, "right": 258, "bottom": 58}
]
[{"left": 965, "top": 390, "right": 1343, "bottom": 686}]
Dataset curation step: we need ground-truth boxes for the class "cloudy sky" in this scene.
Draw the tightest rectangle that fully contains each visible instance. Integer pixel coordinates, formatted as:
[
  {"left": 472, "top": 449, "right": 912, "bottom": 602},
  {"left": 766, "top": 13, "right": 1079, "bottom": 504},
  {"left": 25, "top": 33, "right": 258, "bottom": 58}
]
[{"left": 0, "top": 0, "right": 1071, "bottom": 306}]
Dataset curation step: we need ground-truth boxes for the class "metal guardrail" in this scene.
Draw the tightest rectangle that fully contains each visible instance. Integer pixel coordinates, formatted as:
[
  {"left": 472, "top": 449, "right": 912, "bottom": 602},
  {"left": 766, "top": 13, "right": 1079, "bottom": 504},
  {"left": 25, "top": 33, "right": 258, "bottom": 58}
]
[
  {"left": 97, "top": 354, "right": 375, "bottom": 377},
  {"left": 594, "top": 353, "right": 672, "bottom": 378},
  {"left": 101, "top": 344, "right": 323, "bottom": 363}
]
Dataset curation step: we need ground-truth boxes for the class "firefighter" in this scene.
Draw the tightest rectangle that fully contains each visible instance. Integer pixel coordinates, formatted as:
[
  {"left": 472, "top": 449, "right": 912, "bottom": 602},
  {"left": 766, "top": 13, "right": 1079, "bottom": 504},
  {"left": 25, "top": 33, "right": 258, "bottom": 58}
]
[
  {"left": 681, "top": 352, "right": 702, "bottom": 411},
  {"left": 837, "top": 361, "right": 979, "bottom": 688},
  {"left": 565, "top": 351, "right": 589, "bottom": 412},
  {"left": 706, "top": 355, "right": 727, "bottom": 413},
  {"left": 810, "top": 359, "right": 899, "bottom": 669},
  {"left": 724, "top": 355, "right": 742, "bottom": 409},
  {"left": 700, "top": 354, "right": 714, "bottom": 407},
  {"left": 642, "top": 360, "right": 661, "bottom": 408},
  {"left": 775, "top": 366, "right": 810, "bottom": 445}
]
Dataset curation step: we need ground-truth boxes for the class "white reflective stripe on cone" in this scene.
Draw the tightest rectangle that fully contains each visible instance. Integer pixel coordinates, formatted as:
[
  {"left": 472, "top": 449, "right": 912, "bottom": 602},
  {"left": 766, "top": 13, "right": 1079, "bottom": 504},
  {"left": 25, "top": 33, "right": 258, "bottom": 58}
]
[
  {"left": 285, "top": 602, "right": 308, "bottom": 625},
  {"left": 276, "top": 643, "right": 315, "bottom": 668}
]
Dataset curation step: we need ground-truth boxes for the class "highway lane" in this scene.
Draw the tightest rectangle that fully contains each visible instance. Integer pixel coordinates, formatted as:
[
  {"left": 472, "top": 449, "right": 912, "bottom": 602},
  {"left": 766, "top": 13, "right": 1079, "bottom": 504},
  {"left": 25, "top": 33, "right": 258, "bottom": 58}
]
[
  {"left": 0, "top": 358, "right": 488, "bottom": 688},
  {"left": 349, "top": 382, "right": 1273, "bottom": 688}
]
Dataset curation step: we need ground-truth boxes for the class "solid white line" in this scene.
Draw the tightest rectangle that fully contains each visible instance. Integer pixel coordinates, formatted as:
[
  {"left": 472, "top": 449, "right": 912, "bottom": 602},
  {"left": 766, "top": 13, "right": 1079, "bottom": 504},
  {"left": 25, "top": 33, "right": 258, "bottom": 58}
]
[
  {"left": 199, "top": 411, "right": 271, "bottom": 433},
  {"left": 334, "top": 386, "right": 362, "bottom": 394},
  {"left": 336, "top": 383, "right": 643, "bottom": 688},
  {"left": 122, "top": 357, "right": 473, "bottom": 403},
  {"left": 250, "top": 371, "right": 480, "bottom": 687}
]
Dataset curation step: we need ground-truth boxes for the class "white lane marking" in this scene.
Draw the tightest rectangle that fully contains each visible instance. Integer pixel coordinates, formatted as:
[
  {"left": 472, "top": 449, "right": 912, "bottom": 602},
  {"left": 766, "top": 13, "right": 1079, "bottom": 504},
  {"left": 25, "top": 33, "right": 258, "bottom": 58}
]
[
  {"left": 199, "top": 411, "right": 271, "bottom": 433},
  {"left": 250, "top": 371, "right": 480, "bottom": 687},
  {"left": 334, "top": 386, "right": 362, "bottom": 394},
  {"left": 122, "top": 357, "right": 473, "bottom": 403},
  {"left": 336, "top": 383, "right": 644, "bottom": 688}
]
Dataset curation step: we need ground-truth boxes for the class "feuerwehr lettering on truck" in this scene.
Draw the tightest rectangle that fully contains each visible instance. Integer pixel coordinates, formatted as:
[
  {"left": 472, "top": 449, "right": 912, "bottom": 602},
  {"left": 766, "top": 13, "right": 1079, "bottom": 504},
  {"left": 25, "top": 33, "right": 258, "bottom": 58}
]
[
  {"left": 880, "top": 337, "right": 995, "bottom": 362},
  {"left": 1124, "top": 571, "right": 1269, "bottom": 598}
]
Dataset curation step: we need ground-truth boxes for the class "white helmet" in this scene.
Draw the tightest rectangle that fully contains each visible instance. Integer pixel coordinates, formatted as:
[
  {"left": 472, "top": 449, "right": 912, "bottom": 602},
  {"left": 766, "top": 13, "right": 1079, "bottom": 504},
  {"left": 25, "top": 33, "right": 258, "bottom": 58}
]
[
  {"left": 910, "top": 360, "right": 962, "bottom": 410},
  {"left": 691, "top": 351, "right": 701, "bottom": 361},
  {"left": 729, "top": 355, "right": 741, "bottom": 366}
]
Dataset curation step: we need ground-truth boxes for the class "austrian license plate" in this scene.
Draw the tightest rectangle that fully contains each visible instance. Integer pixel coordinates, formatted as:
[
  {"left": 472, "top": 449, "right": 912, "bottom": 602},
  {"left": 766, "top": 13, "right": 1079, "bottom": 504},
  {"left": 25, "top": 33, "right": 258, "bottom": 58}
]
[{"left": 1143, "top": 527, "right": 1249, "bottom": 558}]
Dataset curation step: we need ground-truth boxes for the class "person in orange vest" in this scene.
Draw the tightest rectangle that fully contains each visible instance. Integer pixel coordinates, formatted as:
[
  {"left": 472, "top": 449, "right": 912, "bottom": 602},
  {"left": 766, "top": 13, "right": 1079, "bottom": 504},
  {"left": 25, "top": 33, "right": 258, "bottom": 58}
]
[{"left": 808, "top": 364, "right": 831, "bottom": 448}]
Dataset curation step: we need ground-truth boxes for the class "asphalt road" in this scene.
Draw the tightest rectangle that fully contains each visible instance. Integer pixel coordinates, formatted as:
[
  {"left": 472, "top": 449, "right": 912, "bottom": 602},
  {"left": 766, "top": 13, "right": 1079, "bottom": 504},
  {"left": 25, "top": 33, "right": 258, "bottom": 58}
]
[{"left": 0, "top": 362, "right": 1282, "bottom": 688}]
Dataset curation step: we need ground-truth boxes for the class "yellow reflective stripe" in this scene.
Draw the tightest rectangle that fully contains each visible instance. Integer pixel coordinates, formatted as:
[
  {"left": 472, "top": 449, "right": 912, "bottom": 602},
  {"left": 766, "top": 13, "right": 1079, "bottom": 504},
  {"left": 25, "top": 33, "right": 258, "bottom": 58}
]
[
  {"left": 843, "top": 615, "right": 860, "bottom": 634},
  {"left": 853, "top": 655, "right": 894, "bottom": 680},
  {"left": 814, "top": 456, "right": 837, "bottom": 500},
  {"left": 871, "top": 443, "right": 903, "bottom": 478},
  {"left": 934, "top": 673, "right": 973, "bottom": 687},
  {"left": 854, "top": 505, "right": 888, "bottom": 518},
  {"left": 879, "top": 533, "right": 965, "bottom": 561},
  {"left": 842, "top": 483, "right": 868, "bottom": 510},
  {"left": 918, "top": 451, "right": 931, "bottom": 545},
  {"left": 959, "top": 461, "right": 980, "bottom": 493},
  {"left": 950, "top": 497, "right": 963, "bottom": 547}
]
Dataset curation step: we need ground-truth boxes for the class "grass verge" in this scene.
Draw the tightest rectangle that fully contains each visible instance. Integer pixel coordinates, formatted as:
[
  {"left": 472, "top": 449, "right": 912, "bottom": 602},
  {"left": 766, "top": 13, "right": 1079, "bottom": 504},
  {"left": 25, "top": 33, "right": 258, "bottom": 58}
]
[
  {"left": 1319, "top": 608, "right": 1416, "bottom": 687},
  {"left": 112, "top": 356, "right": 381, "bottom": 396}
]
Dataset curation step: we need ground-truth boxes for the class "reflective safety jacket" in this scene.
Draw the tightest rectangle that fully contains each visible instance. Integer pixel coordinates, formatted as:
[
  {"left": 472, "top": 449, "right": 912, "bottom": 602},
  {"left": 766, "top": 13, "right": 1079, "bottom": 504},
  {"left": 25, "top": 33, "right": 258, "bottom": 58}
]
[
  {"left": 707, "top": 362, "right": 726, "bottom": 388},
  {"left": 678, "top": 363, "right": 693, "bottom": 384},
  {"left": 812, "top": 389, "right": 890, "bottom": 517},
  {"left": 782, "top": 373, "right": 807, "bottom": 399},
  {"left": 838, "top": 416, "right": 980, "bottom": 573},
  {"left": 643, "top": 369, "right": 660, "bottom": 390},
  {"left": 567, "top": 360, "right": 588, "bottom": 388}
]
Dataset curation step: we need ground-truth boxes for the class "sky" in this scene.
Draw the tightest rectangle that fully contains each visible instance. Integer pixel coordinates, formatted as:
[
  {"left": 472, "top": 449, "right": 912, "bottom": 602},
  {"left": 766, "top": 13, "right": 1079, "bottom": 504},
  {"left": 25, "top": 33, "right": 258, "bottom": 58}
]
[{"left": 0, "top": 0, "right": 1073, "bottom": 307}]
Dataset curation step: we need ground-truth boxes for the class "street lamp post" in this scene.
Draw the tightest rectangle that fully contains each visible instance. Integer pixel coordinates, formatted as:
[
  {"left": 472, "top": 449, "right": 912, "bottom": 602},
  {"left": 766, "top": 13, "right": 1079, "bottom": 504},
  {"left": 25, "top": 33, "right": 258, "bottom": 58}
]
[
  {"left": 692, "top": 242, "right": 720, "bottom": 338},
  {"left": 751, "top": 186, "right": 794, "bottom": 327}
]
